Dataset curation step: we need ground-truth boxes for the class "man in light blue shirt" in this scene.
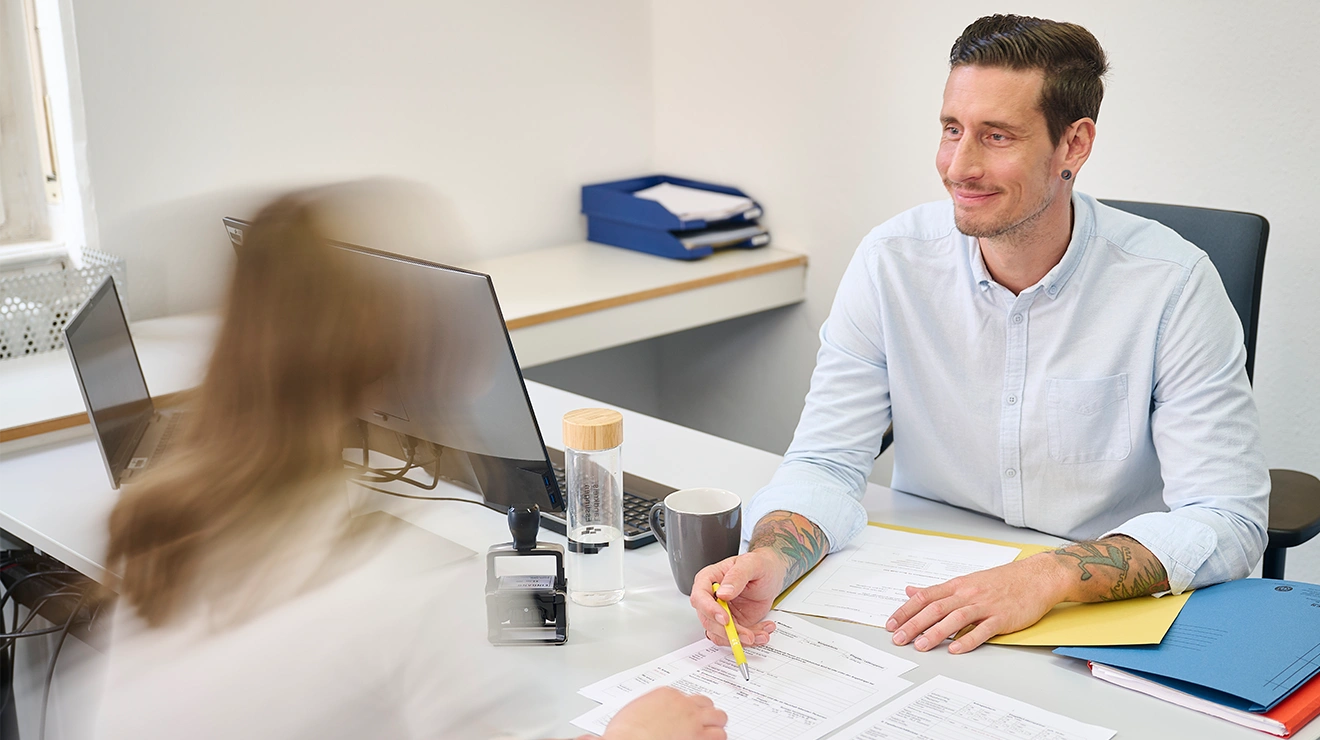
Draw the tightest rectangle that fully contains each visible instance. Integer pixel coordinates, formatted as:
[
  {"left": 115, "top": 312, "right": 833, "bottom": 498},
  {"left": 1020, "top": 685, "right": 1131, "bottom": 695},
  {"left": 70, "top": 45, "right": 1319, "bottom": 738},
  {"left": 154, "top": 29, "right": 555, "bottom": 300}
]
[{"left": 689, "top": 14, "right": 1268, "bottom": 654}]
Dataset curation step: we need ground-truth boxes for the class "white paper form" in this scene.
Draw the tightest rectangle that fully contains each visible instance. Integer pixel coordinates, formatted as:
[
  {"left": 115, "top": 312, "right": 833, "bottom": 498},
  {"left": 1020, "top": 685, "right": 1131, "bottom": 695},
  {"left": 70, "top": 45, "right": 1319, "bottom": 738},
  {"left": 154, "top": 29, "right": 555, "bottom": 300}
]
[
  {"left": 572, "top": 613, "right": 916, "bottom": 740},
  {"left": 632, "top": 182, "right": 755, "bottom": 221},
  {"left": 834, "top": 676, "right": 1115, "bottom": 740},
  {"left": 775, "top": 527, "right": 1022, "bottom": 627}
]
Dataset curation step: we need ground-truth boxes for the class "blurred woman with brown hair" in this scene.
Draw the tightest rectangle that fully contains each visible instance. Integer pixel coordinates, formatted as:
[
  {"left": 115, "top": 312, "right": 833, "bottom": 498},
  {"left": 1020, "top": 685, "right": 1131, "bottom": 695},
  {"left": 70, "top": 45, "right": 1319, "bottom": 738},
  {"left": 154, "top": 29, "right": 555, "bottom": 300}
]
[{"left": 91, "top": 186, "right": 726, "bottom": 740}]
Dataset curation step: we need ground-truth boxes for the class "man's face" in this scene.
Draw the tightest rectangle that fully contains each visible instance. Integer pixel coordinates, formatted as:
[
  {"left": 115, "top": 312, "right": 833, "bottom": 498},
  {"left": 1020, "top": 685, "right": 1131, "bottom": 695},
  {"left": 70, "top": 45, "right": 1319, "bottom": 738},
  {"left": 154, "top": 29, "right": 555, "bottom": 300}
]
[{"left": 936, "top": 65, "right": 1066, "bottom": 240}]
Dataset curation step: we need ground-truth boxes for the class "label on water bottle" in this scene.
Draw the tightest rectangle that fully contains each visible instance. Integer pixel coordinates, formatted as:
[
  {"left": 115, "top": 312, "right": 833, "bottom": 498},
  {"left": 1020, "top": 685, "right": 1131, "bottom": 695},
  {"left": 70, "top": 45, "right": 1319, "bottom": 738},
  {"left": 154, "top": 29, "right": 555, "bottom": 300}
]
[
  {"left": 568, "top": 525, "right": 614, "bottom": 554},
  {"left": 567, "top": 524, "right": 625, "bottom": 601}
]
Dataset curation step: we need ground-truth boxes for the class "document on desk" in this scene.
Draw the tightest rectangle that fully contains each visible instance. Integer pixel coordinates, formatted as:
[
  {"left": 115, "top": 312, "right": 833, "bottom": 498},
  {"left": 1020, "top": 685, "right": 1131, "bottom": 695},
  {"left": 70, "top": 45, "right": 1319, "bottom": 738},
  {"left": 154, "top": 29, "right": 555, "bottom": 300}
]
[
  {"left": 774, "top": 526, "right": 1021, "bottom": 627},
  {"left": 571, "top": 612, "right": 917, "bottom": 740},
  {"left": 781, "top": 524, "right": 1190, "bottom": 647},
  {"left": 833, "top": 675, "right": 1116, "bottom": 740}
]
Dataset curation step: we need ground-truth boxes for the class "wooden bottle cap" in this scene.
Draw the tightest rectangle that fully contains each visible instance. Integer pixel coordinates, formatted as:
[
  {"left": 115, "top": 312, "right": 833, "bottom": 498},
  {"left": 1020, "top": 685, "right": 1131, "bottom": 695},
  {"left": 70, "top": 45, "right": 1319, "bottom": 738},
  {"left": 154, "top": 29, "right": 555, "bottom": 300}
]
[{"left": 562, "top": 408, "right": 623, "bottom": 451}]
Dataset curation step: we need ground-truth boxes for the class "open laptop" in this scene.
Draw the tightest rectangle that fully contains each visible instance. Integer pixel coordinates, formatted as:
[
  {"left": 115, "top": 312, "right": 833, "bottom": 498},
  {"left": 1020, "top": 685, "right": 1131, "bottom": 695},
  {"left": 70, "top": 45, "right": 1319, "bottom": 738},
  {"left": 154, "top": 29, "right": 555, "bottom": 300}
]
[
  {"left": 222, "top": 217, "right": 672, "bottom": 547},
  {"left": 64, "top": 276, "right": 188, "bottom": 489}
]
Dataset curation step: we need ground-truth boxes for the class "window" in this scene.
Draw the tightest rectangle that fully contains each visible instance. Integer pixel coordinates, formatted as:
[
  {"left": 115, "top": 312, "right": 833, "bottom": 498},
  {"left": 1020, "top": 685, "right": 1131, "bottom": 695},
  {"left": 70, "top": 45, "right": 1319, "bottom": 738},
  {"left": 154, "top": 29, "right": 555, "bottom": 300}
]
[
  {"left": 25, "top": 0, "right": 62, "bottom": 205},
  {"left": 0, "top": 0, "right": 87, "bottom": 268}
]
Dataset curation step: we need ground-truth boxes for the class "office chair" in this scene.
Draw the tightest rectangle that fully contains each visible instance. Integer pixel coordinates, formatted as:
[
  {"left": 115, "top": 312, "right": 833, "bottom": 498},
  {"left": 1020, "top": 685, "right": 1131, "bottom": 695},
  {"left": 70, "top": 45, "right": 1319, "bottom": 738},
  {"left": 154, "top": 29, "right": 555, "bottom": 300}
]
[
  {"left": 875, "top": 200, "right": 1320, "bottom": 579},
  {"left": 1100, "top": 200, "right": 1319, "bottom": 580}
]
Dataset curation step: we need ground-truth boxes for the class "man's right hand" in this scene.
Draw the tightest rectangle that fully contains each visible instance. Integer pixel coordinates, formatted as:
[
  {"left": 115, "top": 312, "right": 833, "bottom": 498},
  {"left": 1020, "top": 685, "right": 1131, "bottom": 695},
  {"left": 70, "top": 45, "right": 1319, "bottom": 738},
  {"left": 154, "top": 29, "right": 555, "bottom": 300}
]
[
  {"left": 596, "top": 687, "right": 727, "bottom": 740},
  {"left": 689, "top": 549, "right": 786, "bottom": 647},
  {"left": 688, "top": 510, "right": 831, "bottom": 648}
]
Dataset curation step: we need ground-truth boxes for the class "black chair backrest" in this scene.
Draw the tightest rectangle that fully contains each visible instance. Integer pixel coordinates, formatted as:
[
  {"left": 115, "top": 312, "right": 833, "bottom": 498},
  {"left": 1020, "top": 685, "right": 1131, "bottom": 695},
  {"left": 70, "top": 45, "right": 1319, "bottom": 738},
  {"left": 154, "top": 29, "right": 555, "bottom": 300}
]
[{"left": 1100, "top": 200, "right": 1269, "bottom": 383}]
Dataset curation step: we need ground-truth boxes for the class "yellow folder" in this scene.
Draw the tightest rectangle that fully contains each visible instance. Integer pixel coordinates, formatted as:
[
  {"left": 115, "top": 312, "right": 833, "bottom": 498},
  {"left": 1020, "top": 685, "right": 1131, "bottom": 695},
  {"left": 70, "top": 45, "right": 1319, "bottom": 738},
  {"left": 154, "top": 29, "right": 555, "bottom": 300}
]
[{"left": 867, "top": 523, "right": 1189, "bottom": 646}]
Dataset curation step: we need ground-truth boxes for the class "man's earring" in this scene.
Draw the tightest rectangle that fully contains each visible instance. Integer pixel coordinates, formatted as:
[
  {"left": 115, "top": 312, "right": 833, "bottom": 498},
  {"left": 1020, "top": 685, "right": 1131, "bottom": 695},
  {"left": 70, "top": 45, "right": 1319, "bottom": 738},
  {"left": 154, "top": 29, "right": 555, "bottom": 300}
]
[{"left": 1061, "top": 169, "right": 1073, "bottom": 181}]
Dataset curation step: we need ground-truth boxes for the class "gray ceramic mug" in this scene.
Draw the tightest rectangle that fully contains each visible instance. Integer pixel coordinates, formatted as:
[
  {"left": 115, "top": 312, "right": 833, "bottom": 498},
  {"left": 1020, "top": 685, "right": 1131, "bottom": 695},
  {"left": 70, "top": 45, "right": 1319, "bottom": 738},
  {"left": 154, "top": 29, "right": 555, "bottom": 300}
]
[{"left": 649, "top": 488, "right": 742, "bottom": 595}]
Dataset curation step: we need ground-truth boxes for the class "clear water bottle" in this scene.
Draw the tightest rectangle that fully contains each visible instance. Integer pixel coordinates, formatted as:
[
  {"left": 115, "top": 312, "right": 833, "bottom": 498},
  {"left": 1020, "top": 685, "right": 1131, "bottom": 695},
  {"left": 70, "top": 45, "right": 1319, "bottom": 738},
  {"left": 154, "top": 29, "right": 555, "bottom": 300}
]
[{"left": 562, "top": 408, "right": 625, "bottom": 606}]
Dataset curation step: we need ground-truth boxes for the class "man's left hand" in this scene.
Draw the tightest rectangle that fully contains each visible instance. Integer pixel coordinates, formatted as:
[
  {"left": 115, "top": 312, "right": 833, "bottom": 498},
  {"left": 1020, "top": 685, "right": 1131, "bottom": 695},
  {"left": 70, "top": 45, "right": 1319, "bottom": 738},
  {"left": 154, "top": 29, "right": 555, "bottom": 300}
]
[{"left": 885, "top": 554, "right": 1070, "bottom": 654}]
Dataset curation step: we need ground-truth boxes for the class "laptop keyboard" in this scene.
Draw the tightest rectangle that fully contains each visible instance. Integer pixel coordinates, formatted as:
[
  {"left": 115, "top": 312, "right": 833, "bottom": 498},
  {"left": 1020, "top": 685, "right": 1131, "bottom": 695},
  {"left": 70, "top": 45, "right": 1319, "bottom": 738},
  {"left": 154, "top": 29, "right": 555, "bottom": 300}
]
[
  {"left": 552, "top": 463, "right": 659, "bottom": 537},
  {"left": 154, "top": 413, "right": 184, "bottom": 458}
]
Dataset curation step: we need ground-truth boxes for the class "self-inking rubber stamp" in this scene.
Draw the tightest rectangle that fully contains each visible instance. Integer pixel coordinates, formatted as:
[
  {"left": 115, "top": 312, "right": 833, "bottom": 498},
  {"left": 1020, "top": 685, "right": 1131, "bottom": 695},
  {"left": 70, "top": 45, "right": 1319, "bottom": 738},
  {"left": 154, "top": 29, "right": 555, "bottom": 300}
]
[{"left": 485, "top": 505, "right": 568, "bottom": 645}]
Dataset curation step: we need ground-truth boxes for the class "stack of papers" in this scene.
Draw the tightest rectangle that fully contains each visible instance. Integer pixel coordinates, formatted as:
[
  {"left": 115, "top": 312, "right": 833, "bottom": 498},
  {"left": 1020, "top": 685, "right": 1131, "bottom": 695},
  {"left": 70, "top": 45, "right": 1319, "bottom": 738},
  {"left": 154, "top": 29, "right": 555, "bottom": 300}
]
[
  {"left": 572, "top": 612, "right": 1117, "bottom": 740},
  {"left": 678, "top": 224, "right": 770, "bottom": 251},
  {"left": 1088, "top": 664, "right": 1320, "bottom": 737},
  {"left": 832, "top": 676, "right": 1115, "bottom": 740},
  {"left": 633, "top": 182, "right": 757, "bottom": 222},
  {"left": 572, "top": 613, "right": 916, "bottom": 740},
  {"left": 774, "top": 526, "right": 1022, "bottom": 625},
  {"left": 775, "top": 524, "right": 1191, "bottom": 647},
  {"left": 1056, "top": 579, "right": 1320, "bottom": 736}
]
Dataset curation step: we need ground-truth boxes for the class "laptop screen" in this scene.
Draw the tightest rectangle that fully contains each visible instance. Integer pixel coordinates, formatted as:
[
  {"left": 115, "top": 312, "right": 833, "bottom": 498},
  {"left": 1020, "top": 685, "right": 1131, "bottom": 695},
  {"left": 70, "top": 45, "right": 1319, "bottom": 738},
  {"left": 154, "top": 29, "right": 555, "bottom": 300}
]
[{"left": 64, "top": 277, "right": 154, "bottom": 484}]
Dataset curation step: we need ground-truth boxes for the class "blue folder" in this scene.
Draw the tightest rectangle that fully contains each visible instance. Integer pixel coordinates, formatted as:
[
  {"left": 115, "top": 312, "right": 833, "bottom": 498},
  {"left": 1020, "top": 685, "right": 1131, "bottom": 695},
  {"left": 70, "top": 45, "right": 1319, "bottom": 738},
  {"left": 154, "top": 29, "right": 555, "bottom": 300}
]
[{"left": 1055, "top": 579, "right": 1320, "bottom": 712}]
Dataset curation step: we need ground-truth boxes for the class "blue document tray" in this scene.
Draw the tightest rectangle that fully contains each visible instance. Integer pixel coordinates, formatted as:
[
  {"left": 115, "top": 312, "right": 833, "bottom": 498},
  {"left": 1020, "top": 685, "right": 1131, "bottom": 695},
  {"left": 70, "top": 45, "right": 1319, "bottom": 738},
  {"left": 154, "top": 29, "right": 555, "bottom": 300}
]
[
  {"left": 581, "top": 174, "right": 763, "bottom": 231},
  {"left": 586, "top": 217, "right": 770, "bottom": 261},
  {"left": 581, "top": 174, "right": 767, "bottom": 260}
]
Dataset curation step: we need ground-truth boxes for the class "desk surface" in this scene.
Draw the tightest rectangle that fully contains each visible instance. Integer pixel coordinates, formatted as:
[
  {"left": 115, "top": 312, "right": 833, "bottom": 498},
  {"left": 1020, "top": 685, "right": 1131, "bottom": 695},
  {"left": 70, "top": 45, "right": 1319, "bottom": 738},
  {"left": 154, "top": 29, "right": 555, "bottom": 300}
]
[
  {"left": 0, "top": 241, "right": 806, "bottom": 441},
  {"left": 0, "top": 380, "right": 1310, "bottom": 740}
]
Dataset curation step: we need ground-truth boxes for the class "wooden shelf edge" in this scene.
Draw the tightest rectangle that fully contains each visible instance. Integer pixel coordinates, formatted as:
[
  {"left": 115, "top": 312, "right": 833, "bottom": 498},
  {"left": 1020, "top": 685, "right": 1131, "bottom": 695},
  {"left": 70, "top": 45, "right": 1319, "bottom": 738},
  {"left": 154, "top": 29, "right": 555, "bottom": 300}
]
[
  {"left": 505, "top": 253, "right": 808, "bottom": 330},
  {"left": 0, "top": 389, "right": 196, "bottom": 444},
  {"left": 0, "top": 412, "right": 88, "bottom": 443}
]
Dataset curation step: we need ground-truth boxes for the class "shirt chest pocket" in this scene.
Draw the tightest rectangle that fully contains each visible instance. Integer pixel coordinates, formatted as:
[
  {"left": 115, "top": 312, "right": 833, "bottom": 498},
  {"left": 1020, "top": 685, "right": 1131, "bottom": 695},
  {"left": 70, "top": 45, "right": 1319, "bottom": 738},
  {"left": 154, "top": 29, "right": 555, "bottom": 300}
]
[{"left": 1046, "top": 374, "right": 1131, "bottom": 463}]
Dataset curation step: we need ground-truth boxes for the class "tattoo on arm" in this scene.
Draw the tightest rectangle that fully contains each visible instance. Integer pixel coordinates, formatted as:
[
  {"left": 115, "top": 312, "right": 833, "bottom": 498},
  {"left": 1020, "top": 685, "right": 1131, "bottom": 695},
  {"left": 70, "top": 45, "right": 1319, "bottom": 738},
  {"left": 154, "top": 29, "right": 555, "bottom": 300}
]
[
  {"left": 1052, "top": 536, "right": 1171, "bottom": 602},
  {"left": 1054, "top": 541, "right": 1127, "bottom": 581},
  {"left": 748, "top": 511, "right": 830, "bottom": 590},
  {"left": 1108, "top": 555, "right": 1171, "bottom": 600}
]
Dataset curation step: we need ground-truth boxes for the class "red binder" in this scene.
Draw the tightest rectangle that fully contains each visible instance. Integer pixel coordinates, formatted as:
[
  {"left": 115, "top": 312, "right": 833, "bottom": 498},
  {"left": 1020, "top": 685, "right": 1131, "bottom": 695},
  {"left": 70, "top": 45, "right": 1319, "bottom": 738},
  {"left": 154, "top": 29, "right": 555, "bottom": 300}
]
[{"left": 1267, "top": 672, "right": 1320, "bottom": 738}]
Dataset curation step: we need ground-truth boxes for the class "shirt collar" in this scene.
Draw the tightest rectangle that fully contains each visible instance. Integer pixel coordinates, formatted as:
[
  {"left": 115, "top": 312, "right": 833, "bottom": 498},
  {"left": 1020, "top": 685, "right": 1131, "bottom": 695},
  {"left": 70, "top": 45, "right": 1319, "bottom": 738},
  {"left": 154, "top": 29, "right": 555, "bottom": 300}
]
[
  {"left": 1039, "top": 191, "right": 1093, "bottom": 300},
  {"left": 966, "top": 191, "right": 1095, "bottom": 300}
]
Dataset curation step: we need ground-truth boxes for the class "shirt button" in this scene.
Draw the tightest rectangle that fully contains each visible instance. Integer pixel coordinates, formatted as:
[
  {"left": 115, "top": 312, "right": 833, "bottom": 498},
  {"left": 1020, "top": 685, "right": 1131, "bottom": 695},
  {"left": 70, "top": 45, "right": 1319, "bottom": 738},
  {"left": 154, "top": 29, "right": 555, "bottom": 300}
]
[
  {"left": 1005, "top": 468, "right": 1017, "bottom": 478},
  {"left": 1013, "top": 314, "right": 1024, "bottom": 324},
  {"left": 1048, "top": 286, "right": 1059, "bottom": 296},
  {"left": 1007, "top": 395, "right": 1017, "bottom": 405}
]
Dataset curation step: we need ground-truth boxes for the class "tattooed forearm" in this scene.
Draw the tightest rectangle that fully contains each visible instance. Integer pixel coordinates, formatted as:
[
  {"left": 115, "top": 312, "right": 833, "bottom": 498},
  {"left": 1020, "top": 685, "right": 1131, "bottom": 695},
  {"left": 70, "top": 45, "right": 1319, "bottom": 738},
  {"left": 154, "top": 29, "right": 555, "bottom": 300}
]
[
  {"left": 1054, "top": 541, "right": 1128, "bottom": 581},
  {"left": 748, "top": 511, "right": 830, "bottom": 590},
  {"left": 1108, "top": 557, "right": 1171, "bottom": 600},
  {"left": 1051, "top": 535, "right": 1170, "bottom": 602}
]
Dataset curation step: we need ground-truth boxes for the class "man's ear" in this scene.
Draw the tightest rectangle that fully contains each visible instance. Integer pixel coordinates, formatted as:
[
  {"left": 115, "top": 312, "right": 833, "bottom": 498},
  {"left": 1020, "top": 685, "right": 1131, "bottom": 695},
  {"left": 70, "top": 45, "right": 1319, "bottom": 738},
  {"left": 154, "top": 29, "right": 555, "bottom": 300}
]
[{"left": 1062, "top": 118, "right": 1096, "bottom": 174}]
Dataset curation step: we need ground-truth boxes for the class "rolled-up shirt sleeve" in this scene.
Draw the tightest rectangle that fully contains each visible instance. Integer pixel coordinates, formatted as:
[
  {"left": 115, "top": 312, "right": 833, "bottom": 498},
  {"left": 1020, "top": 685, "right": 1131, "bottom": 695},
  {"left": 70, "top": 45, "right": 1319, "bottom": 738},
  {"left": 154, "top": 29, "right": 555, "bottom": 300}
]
[
  {"left": 743, "top": 239, "right": 890, "bottom": 553},
  {"left": 1110, "top": 256, "right": 1269, "bottom": 593}
]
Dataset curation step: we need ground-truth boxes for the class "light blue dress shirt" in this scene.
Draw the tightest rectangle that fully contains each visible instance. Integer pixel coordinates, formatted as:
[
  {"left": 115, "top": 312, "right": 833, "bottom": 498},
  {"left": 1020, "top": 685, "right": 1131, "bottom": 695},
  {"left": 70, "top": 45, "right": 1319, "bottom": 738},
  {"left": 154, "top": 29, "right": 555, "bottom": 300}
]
[{"left": 746, "top": 192, "right": 1269, "bottom": 593}]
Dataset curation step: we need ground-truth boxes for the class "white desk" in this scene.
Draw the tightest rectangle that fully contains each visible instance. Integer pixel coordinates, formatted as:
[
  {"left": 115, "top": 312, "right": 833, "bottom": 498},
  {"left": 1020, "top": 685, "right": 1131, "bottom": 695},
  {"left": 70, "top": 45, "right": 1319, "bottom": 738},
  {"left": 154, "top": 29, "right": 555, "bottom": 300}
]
[
  {"left": 0, "top": 242, "right": 806, "bottom": 442},
  {"left": 0, "top": 380, "right": 1311, "bottom": 740}
]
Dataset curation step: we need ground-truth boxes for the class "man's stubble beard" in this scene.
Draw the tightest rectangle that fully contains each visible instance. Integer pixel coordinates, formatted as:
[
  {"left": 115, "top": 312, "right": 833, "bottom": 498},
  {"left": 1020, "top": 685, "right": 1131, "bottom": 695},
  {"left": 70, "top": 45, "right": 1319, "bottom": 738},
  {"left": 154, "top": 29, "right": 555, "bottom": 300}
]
[{"left": 953, "top": 186, "right": 1055, "bottom": 244}]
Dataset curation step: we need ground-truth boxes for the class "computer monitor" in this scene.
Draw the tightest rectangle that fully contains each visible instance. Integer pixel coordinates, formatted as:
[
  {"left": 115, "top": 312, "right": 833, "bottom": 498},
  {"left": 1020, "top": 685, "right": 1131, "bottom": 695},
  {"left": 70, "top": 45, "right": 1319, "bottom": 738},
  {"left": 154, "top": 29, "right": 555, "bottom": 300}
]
[
  {"left": 221, "top": 217, "right": 564, "bottom": 515},
  {"left": 63, "top": 276, "right": 155, "bottom": 487}
]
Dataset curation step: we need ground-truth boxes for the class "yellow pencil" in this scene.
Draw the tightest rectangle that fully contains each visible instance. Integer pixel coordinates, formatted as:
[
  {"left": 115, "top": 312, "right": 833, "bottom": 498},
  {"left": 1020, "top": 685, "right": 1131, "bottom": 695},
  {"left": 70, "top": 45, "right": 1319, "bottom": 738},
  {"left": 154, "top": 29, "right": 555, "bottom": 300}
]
[{"left": 712, "top": 583, "right": 751, "bottom": 681}]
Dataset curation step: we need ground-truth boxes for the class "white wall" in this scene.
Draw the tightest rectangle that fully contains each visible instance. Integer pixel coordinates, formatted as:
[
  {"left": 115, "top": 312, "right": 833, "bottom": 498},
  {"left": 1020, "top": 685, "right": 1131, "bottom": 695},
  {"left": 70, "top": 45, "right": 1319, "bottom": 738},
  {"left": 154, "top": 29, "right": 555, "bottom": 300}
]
[
  {"left": 69, "top": 0, "right": 655, "bottom": 319},
  {"left": 647, "top": 2, "right": 1320, "bottom": 496}
]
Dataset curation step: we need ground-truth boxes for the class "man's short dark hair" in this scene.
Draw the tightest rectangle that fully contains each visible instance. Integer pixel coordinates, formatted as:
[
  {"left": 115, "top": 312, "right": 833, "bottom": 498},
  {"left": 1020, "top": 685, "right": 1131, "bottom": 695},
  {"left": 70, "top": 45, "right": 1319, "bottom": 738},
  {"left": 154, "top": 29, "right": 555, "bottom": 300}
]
[{"left": 950, "top": 15, "right": 1108, "bottom": 146}]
